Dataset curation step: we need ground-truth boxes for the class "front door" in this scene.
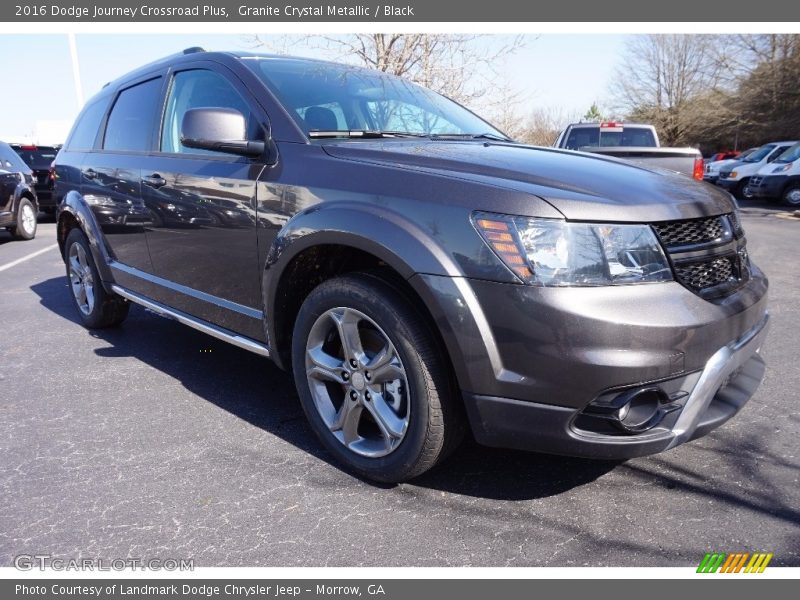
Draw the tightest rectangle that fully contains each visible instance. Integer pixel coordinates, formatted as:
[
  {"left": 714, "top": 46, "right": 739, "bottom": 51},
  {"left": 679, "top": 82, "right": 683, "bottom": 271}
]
[{"left": 141, "top": 66, "right": 266, "bottom": 341}]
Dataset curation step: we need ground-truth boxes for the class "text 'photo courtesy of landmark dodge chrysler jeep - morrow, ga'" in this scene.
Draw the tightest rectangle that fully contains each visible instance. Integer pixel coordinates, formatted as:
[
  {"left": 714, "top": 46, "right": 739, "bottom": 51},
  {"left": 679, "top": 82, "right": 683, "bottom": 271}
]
[{"left": 53, "top": 49, "right": 769, "bottom": 482}]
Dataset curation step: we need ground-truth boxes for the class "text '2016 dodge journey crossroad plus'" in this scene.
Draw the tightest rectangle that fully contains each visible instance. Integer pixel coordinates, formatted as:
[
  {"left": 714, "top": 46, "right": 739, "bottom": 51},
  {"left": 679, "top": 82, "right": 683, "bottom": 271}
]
[{"left": 54, "top": 49, "right": 769, "bottom": 482}]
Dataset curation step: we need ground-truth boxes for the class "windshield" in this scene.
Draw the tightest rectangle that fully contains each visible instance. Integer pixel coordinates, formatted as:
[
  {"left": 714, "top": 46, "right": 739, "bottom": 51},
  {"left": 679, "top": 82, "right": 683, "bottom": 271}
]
[
  {"left": 244, "top": 57, "right": 505, "bottom": 139},
  {"left": 775, "top": 142, "right": 800, "bottom": 164},
  {"left": 743, "top": 145, "right": 776, "bottom": 162}
]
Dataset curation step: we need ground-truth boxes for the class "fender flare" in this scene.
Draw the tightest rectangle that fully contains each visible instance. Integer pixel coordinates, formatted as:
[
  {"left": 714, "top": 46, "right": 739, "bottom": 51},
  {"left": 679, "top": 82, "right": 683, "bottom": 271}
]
[
  {"left": 262, "top": 202, "right": 465, "bottom": 360},
  {"left": 13, "top": 183, "right": 38, "bottom": 213},
  {"left": 57, "top": 190, "right": 116, "bottom": 291}
]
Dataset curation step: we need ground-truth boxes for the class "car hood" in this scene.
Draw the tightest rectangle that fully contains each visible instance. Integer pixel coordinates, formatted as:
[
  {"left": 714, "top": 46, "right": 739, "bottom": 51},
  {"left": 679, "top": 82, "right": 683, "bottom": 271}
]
[{"left": 322, "top": 140, "right": 735, "bottom": 222}]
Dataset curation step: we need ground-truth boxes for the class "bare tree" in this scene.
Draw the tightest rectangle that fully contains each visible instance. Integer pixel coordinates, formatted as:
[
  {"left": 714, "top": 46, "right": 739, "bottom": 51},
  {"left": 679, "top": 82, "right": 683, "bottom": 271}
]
[
  {"left": 611, "top": 35, "right": 721, "bottom": 144},
  {"left": 246, "top": 34, "right": 526, "bottom": 108},
  {"left": 515, "top": 107, "right": 579, "bottom": 146}
]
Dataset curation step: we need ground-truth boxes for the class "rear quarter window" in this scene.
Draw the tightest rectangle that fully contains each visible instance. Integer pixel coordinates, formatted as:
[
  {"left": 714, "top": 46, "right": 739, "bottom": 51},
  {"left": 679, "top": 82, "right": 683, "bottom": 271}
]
[{"left": 65, "top": 97, "right": 111, "bottom": 151}]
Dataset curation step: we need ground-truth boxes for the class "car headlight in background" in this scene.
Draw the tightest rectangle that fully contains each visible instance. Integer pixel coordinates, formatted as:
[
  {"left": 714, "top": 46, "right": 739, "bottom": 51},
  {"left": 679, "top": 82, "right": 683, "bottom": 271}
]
[
  {"left": 772, "top": 163, "right": 793, "bottom": 173},
  {"left": 473, "top": 212, "right": 673, "bottom": 286},
  {"left": 729, "top": 171, "right": 738, "bottom": 178}
]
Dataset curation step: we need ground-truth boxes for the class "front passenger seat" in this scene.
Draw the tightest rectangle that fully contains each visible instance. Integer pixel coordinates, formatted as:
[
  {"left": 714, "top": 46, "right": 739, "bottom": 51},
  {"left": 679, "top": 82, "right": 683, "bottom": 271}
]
[{"left": 304, "top": 107, "right": 338, "bottom": 131}]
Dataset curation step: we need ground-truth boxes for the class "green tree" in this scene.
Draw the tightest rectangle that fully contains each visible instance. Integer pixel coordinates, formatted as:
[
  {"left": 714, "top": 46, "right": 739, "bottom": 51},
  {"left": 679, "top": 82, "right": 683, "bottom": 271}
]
[{"left": 583, "top": 102, "right": 603, "bottom": 122}]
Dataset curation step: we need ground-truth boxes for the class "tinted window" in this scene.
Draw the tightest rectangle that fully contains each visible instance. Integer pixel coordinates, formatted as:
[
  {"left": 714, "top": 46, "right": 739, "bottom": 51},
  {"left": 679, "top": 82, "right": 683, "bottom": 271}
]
[
  {"left": 743, "top": 145, "right": 776, "bottom": 162},
  {"left": 66, "top": 97, "right": 110, "bottom": 151},
  {"left": 103, "top": 78, "right": 163, "bottom": 152},
  {"left": 161, "top": 69, "right": 252, "bottom": 156},
  {"left": 776, "top": 142, "right": 800, "bottom": 163},
  {"left": 0, "top": 142, "right": 30, "bottom": 172},
  {"left": 564, "top": 127, "right": 657, "bottom": 150}
]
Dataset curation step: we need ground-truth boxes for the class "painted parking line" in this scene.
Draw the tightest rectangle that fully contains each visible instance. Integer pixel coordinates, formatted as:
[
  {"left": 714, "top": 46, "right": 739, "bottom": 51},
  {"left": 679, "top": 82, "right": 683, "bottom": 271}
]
[{"left": 0, "top": 243, "right": 59, "bottom": 273}]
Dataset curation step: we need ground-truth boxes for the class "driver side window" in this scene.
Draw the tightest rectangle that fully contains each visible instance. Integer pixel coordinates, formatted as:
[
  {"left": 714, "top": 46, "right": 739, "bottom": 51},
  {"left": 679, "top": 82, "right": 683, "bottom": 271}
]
[{"left": 161, "top": 69, "right": 253, "bottom": 156}]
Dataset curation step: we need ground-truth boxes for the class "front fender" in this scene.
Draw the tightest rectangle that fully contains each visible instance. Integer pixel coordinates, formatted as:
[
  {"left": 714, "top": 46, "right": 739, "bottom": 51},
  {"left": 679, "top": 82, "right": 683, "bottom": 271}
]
[{"left": 58, "top": 190, "right": 116, "bottom": 290}]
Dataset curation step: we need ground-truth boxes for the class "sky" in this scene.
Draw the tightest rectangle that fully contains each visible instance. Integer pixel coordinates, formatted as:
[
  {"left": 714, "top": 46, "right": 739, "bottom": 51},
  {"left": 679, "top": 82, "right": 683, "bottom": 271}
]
[{"left": 0, "top": 33, "right": 627, "bottom": 143}]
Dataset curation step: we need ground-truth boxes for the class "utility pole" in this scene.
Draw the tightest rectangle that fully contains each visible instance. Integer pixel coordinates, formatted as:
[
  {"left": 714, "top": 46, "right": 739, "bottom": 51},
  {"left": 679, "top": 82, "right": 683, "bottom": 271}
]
[{"left": 68, "top": 33, "right": 84, "bottom": 108}]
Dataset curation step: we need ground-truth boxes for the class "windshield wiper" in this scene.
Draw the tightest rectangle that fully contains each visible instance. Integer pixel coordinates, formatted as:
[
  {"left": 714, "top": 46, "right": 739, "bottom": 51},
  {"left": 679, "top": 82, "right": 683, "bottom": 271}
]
[
  {"left": 307, "top": 130, "right": 428, "bottom": 139},
  {"left": 431, "top": 132, "right": 514, "bottom": 142}
]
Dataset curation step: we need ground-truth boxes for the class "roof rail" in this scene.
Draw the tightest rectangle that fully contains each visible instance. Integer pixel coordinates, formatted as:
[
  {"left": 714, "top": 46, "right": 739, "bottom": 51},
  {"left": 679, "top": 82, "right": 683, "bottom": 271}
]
[{"left": 183, "top": 47, "right": 206, "bottom": 55}]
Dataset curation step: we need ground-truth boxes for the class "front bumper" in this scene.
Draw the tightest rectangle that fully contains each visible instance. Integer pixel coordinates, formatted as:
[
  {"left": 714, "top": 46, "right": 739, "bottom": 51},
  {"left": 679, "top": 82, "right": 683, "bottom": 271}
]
[
  {"left": 717, "top": 178, "right": 739, "bottom": 192},
  {"left": 462, "top": 313, "right": 768, "bottom": 459},
  {"left": 749, "top": 175, "right": 786, "bottom": 199},
  {"left": 413, "top": 264, "right": 769, "bottom": 458}
]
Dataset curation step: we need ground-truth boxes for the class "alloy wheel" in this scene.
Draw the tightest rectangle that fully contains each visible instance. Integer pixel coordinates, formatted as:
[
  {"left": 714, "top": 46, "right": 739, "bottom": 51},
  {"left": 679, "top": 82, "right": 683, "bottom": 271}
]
[{"left": 68, "top": 243, "right": 95, "bottom": 315}]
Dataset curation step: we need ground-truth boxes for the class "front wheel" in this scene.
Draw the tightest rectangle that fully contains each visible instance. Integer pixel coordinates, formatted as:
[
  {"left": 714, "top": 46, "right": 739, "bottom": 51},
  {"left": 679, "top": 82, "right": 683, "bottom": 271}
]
[
  {"left": 735, "top": 179, "right": 753, "bottom": 200},
  {"left": 291, "top": 273, "right": 463, "bottom": 482},
  {"left": 782, "top": 184, "right": 800, "bottom": 207},
  {"left": 11, "top": 197, "right": 37, "bottom": 240}
]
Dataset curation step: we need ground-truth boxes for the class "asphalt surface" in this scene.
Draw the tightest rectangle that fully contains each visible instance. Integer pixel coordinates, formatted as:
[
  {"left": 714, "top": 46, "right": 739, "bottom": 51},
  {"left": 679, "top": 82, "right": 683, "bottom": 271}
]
[{"left": 1, "top": 205, "right": 798, "bottom": 568}]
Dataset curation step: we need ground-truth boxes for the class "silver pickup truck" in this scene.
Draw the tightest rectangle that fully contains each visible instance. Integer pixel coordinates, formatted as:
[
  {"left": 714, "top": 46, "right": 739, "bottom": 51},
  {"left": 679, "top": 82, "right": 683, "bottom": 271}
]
[{"left": 554, "top": 122, "right": 704, "bottom": 181}]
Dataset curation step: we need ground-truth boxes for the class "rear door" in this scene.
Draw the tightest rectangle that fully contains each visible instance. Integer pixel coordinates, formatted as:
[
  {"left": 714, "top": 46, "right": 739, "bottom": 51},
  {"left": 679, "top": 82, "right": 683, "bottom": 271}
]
[
  {"left": 80, "top": 75, "right": 164, "bottom": 280},
  {"left": 139, "top": 63, "right": 267, "bottom": 340}
]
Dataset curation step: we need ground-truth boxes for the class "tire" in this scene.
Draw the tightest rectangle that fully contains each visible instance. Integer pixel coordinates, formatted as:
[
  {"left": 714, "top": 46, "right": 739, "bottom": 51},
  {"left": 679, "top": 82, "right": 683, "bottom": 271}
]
[
  {"left": 64, "top": 228, "right": 130, "bottom": 328},
  {"left": 782, "top": 184, "right": 800, "bottom": 207},
  {"left": 735, "top": 178, "right": 752, "bottom": 200},
  {"left": 291, "top": 273, "right": 463, "bottom": 482},
  {"left": 11, "top": 197, "right": 37, "bottom": 240}
]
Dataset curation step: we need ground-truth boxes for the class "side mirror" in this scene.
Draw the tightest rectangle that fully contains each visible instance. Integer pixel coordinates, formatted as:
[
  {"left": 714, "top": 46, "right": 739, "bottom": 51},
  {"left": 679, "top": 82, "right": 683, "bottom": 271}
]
[{"left": 181, "top": 108, "right": 266, "bottom": 158}]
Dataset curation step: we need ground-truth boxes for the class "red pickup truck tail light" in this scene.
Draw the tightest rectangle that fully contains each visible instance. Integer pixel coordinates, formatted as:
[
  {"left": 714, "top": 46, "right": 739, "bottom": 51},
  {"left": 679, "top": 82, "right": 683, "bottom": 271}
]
[{"left": 693, "top": 156, "right": 704, "bottom": 181}]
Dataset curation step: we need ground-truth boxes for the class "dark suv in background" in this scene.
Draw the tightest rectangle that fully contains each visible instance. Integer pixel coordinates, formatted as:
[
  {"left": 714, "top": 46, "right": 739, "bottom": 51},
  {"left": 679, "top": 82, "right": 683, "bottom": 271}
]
[
  {"left": 1, "top": 141, "right": 38, "bottom": 240},
  {"left": 11, "top": 144, "right": 59, "bottom": 214},
  {"left": 54, "top": 49, "right": 769, "bottom": 482}
]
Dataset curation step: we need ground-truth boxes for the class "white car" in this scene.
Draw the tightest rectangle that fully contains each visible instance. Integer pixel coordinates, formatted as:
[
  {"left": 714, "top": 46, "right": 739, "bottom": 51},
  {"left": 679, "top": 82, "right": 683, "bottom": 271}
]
[
  {"left": 717, "top": 141, "right": 798, "bottom": 198},
  {"left": 703, "top": 148, "right": 756, "bottom": 184},
  {"left": 747, "top": 142, "right": 800, "bottom": 205}
]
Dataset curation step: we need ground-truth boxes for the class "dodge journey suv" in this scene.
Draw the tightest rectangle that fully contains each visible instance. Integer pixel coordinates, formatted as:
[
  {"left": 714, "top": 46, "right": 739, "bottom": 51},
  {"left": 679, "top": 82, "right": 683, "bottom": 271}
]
[{"left": 54, "top": 49, "right": 769, "bottom": 482}]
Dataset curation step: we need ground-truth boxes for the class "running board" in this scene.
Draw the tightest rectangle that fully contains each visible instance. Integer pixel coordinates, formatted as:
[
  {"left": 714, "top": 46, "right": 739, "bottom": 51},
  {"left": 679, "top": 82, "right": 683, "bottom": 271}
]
[{"left": 111, "top": 285, "right": 271, "bottom": 358}]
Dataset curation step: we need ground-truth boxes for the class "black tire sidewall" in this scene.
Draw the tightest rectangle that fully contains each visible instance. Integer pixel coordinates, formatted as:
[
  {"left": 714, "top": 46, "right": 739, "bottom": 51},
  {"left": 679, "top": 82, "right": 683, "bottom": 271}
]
[
  {"left": 783, "top": 185, "right": 800, "bottom": 207},
  {"left": 64, "top": 229, "right": 108, "bottom": 327},
  {"left": 291, "top": 275, "right": 444, "bottom": 481}
]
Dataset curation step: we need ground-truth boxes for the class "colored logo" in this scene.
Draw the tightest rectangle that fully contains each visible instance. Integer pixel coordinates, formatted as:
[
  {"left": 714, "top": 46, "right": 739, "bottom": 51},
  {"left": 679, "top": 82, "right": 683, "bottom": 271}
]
[{"left": 697, "top": 552, "right": 773, "bottom": 573}]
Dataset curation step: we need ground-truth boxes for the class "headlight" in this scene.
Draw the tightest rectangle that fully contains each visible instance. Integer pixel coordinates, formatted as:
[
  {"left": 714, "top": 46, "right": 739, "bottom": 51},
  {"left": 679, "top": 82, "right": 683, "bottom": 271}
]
[
  {"left": 473, "top": 212, "right": 673, "bottom": 286},
  {"left": 84, "top": 194, "right": 117, "bottom": 207},
  {"left": 773, "top": 163, "right": 792, "bottom": 173},
  {"left": 729, "top": 171, "right": 738, "bottom": 178}
]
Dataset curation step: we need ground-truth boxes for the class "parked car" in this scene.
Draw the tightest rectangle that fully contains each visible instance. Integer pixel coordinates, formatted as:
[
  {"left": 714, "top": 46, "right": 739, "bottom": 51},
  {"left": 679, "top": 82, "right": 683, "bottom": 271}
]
[
  {"left": 554, "top": 122, "right": 704, "bottom": 180},
  {"left": 704, "top": 147, "right": 756, "bottom": 185},
  {"left": 747, "top": 142, "right": 800, "bottom": 206},
  {"left": 55, "top": 50, "right": 769, "bottom": 482},
  {"left": 717, "top": 141, "right": 797, "bottom": 198},
  {"left": 0, "top": 141, "right": 38, "bottom": 240},
  {"left": 10, "top": 144, "right": 59, "bottom": 214},
  {"left": 706, "top": 151, "right": 740, "bottom": 164}
]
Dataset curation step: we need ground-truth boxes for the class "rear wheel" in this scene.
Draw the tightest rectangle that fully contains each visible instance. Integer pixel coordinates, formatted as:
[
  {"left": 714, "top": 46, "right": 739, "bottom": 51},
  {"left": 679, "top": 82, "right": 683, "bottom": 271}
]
[
  {"left": 291, "top": 273, "right": 463, "bottom": 482},
  {"left": 64, "top": 228, "right": 130, "bottom": 328},
  {"left": 782, "top": 184, "right": 800, "bottom": 207},
  {"left": 11, "top": 197, "right": 37, "bottom": 240}
]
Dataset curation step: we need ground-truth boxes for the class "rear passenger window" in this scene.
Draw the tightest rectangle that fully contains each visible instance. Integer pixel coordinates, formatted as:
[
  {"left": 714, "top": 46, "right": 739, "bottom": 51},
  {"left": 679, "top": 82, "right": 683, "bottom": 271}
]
[
  {"left": 66, "top": 97, "right": 110, "bottom": 151},
  {"left": 103, "top": 78, "right": 163, "bottom": 152}
]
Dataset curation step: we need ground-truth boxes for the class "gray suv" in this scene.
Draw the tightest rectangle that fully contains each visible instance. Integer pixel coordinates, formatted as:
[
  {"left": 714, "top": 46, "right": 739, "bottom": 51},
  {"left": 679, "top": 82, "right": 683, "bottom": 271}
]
[{"left": 54, "top": 49, "right": 769, "bottom": 482}]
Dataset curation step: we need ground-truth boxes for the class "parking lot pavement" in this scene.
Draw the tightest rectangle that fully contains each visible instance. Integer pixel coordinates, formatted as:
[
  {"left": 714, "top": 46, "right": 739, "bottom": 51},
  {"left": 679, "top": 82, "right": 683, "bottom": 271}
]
[{"left": 1, "top": 209, "right": 798, "bottom": 568}]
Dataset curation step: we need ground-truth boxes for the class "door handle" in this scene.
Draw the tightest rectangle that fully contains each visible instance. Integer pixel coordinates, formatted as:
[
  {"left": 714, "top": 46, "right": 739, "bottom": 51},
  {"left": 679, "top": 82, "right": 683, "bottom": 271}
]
[
  {"left": 83, "top": 168, "right": 97, "bottom": 180},
  {"left": 142, "top": 173, "right": 167, "bottom": 188}
]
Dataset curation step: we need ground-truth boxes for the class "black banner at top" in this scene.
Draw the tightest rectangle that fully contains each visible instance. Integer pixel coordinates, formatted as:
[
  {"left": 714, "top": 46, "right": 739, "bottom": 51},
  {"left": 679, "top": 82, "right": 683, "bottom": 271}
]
[{"left": 4, "top": 0, "right": 800, "bottom": 22}]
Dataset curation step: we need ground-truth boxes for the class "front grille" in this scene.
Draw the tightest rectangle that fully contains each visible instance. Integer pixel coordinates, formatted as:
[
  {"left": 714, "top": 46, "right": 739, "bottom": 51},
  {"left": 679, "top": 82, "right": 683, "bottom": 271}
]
[
  {"left": 674, "top": 257, "right": 736, "bottom": 291},
  {"left": 653, "top": 213, "right": 747, "bottom": 299},
  {"left": 749, "top": 175, "right": 763, "bottom": 187},
  {"left": 652, "top": 216, "right": 726, "bottom": 248},
  {"left": 720, "top": 169, "right": 732, "bottom": 179}
]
